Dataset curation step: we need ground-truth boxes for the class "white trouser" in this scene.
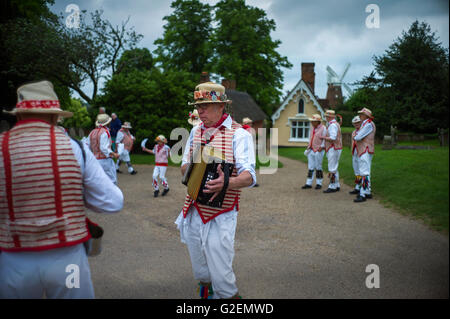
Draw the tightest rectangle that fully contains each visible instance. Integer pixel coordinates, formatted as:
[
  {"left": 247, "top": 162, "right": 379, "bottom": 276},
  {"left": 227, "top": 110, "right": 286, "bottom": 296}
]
[
  {"left": 359, "top": 153, "right": 373, "bottom": 197},
  {"left": 98, "top": 158, "right": 117, "bottom": 184},
  {"left": 116, "top": 150, "right": 135, "bottom": 173},
  {"left": 326, "top": 148, "right": 342, "bottom": 189},
  {"left": 306, "top": 150, "right": 325, "bottom": 186},
  {"left": 175, "top": 207, "right": 238, "bottom": 299},
  {"left": 0, "top": 244, "right": 94, "bottom": 299},
  {"left": 153, "top": 165, "right": 168, "bottom": 191},
  {"left": 352, "top": 153, "right": 361, "bottom": 190}
]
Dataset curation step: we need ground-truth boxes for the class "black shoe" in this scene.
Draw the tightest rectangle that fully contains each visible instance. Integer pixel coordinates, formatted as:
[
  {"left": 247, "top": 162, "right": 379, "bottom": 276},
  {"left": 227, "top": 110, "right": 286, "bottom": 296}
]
[
  {"left": 116, "top": 169, "right": 122, "bottom": 173},
  {"left": 254, "top": 183, "right": 259, "bottom": 187},
  {"left": 315, "top": 185, "right": 322, "bottom": 190},
  {"left": 349, "top": 189, "right": 359, "bottom": 194},
  {"left": 154, "top": 190, "right": 159, "bottom": 198},
  {"left": 130, "top": 170, "right": 137, "bottom": 175},
  {"left": 162, "top": 188, "right": 170, "bottom": 196},
  {"left": 323, "top": 188, "right": 338, "bottom": 193},
  {"left": 301, "top": 184, "right": 312, "bottom": 189},
  {"left": 354, "top": 195, "right": 366, "bottom": 203},
  {"left": 366, "top": 194, "right": 372, "bottom": 199},
  {"left": 336, "top": 187, "right": 340, "bottom": 191}
]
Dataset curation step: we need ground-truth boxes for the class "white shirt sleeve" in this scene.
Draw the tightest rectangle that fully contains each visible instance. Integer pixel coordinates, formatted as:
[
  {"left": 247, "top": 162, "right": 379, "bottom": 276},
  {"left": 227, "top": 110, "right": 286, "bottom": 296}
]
[
  {"left": 233, "top": 128, "right": 257, "bottom": 187},
  {"left": 354, "top": 121, "right": 374, "bottom": 141},
  {"left": 70, "top": 139, "right": 123, "bottom": 214},
  {"left": 100, "top": 131, "right": 113, "bottom": 157},
  {"left": 328, "top": 123, "right": 338, "bottom": 141},
  {"left": 181, "top": 127, "right": 197, "bottom": 166},
  {"left": 116, "top": 131, "right": 124, "bottom": 143}
]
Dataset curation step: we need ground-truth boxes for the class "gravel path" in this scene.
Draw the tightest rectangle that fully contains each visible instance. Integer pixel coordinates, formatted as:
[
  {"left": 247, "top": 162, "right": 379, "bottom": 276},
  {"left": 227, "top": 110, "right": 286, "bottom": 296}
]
[{"left": 88, "top": 156, "right": 448, "bottom": 298}]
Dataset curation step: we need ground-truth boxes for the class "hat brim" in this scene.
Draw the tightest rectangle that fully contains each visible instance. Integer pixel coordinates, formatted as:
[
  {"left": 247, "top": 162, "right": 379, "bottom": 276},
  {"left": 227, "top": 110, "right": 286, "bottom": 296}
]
[
  {"left": 3, "top": 108, "right": 73, "bottom": 118},
  {"left": 308, "top": 118, "right": 322, "bottom": 122},
  {"left": 188, "top": 100, "right": 232, "bottom": 106},
  {"left": 122, "top": 125, "right": 132, "bottom": 129},
  {"left": 96, "top": 118, "right": 112, "bottom": 127}
]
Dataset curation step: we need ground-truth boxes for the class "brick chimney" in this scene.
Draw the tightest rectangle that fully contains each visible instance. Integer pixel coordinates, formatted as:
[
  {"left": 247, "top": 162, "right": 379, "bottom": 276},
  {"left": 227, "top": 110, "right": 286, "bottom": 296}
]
[
  {"left": 301, "top": 63, "right": 315, "bottom": 94},
  {"left": 199, "top": 71, "right": 210, "bottom": 83},
  {"left": 221, "top": 79, "right": 236, "bottom": 90}
]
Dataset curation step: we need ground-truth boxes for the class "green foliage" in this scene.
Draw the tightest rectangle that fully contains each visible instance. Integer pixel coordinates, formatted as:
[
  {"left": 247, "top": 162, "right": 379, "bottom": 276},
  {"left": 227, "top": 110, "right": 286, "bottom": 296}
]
[
  {"left": 212, "top": 0, "right": 292, "bottom": 115},
  {"left": 153, "top": 0, "right": 214, "bottom": 75},
  {"left": 347, "top": 20, "right": 449, "bottom": 135},
  {"left": 61, "top": 98, "right": 92, "bottom": 129},
  {"left": 96, "top": 62, "right": 196, "bottom": 147},
  {"left": 116, "top": 48, "right": 154, "bottom": 74}
]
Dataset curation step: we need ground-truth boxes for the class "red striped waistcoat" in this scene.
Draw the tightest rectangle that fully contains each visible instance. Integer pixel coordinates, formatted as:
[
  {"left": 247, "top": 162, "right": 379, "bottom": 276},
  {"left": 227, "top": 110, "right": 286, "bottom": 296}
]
[
  {"left": 0, "top": 120, "right": 90, "bottom": 252},
  {"left": 182, "top": 121, "right": 241, "bottom": 224},
  {"left": 89, "top": 126, "right": 110, "bottom": 160},
  {"left": 119, "top": 128, "right": 134, "bottom": 152},
  {"left": 308, "top": 124, "right": 325, "bottom": 152}
]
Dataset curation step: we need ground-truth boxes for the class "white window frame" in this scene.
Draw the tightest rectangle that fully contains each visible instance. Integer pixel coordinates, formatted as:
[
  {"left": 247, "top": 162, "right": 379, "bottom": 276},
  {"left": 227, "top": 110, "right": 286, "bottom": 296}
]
[{"left": 289, "top": 119, "right": 310, "bottom": 142}]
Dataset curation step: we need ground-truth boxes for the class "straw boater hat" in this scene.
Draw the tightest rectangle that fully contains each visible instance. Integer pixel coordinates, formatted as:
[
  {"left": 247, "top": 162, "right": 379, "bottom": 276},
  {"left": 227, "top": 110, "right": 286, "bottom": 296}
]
[
  {"left": 308, "top": 114, "right": 323, "bottom": 122},
  {"left": 242, "top": 117, "right": 253, "bottom": 125},
  {"left": 155, "top": 135, "right": 167, "bottom": 143},
  {"left": 324, "top": 110, "right": 336, "bottom": 118},
  {"left": 352, "top": 115, "right": 361, "bottom": 124},
  {"left": 121, "top": 122, "right": 132, "bottom": 129},
  {"left": 188, "top": 109, "right": 201, "bottom": 126},
  {"left": 358, "top": 107, "right": 374, "bottom": 119},
  {"left": 95, "top": 114, "right": 112, "bottom": 127},
  {"left": 189, "top": 82, "right": 232, "bottom": 106},
  {"left": 4, "top": 80, "right": 73, "bottom": 118}
]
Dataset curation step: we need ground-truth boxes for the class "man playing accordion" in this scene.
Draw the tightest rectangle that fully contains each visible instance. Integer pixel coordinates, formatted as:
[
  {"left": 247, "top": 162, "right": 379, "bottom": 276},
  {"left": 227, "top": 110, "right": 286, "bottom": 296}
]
[{"left": 175, "top": 81, "right": 256, "bottom": 299}]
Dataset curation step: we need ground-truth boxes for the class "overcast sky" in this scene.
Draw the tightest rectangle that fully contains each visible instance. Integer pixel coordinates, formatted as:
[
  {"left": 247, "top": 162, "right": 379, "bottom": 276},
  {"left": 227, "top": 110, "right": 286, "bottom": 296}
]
[{"left": 51, "top": 0, "right": 449, "bottom": 101}]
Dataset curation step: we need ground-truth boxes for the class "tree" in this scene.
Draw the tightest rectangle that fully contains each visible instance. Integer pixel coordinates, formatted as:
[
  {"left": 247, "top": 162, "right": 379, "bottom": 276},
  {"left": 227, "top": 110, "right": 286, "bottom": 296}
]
[
  {"left": 212, "top": 0, "right": 292, "bottom": 115},
  {"left": 1, "top": 9, "right": 143, "bottom": 105},
  {"left": 116, "top": 48, "right": 154, "bottom": 74},
  {"left": 61, "top": 98, "right": 92, "bottom": 130},
  {"left": 359, "top": 20, "right": 449, "bottom": 134},
  {"left": 153, "top": 0, "right": 214, "bottom": 75},
  {"left": 96, "top": 49, "right": 196, "bottom": 145}
]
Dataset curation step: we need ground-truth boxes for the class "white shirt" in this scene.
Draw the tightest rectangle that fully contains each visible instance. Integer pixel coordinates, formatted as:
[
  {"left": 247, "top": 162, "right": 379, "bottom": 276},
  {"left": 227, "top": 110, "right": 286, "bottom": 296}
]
[
  {"left": 116, "top": 130, "right": 134, "bottom": 144},
  {"left": 70, "top": 139, "right": 123, "bottom": 213},
  {"left": 182, "top": 115, "right": 257, "bottom": 187},
  {"left": 354, "top": 119, "right": 374, "bottom": 141},
  {"left": 327, "top": 120, "right": 339, "bottom": 141}
]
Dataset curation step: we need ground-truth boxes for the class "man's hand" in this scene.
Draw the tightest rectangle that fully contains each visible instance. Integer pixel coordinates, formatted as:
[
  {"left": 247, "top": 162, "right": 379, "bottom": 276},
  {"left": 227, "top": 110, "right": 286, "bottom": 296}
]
[
  {"left": 203, "top": 164, "right": 225, "bottom": 202},
  {"left": 111, "top": 152, "right": 119, "bottom": 159}
]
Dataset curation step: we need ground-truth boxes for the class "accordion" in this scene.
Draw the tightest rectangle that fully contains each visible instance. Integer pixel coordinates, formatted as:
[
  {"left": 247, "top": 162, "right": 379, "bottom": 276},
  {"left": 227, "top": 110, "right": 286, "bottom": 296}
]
[{"left": 182, "top": 144, "right": 234, "bottom": 208}]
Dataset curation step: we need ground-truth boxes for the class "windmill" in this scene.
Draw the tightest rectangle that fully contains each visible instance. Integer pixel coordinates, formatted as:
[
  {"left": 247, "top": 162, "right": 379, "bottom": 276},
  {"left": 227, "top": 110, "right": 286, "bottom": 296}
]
[
  {"left": 326, "top": 63, "right": 353, "bottom": 95},
  {"left": 325, "top": 63, "right": 353, "bottom": 109}
]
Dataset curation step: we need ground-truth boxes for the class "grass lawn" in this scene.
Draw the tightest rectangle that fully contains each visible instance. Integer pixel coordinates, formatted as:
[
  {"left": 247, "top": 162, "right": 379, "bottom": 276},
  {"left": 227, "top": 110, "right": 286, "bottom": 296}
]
[{"left": 279, "top": 145, "right": 449, "bottom": 233}]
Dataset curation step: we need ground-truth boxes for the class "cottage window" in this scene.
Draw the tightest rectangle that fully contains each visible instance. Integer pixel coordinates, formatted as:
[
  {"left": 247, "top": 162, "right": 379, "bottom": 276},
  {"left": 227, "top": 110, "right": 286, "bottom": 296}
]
[
  {"left": 298, "top": 99, "right": 305, "bottom": 114},
  {"left": 290, "top": 120, "right": 309, "bottom": 140}
]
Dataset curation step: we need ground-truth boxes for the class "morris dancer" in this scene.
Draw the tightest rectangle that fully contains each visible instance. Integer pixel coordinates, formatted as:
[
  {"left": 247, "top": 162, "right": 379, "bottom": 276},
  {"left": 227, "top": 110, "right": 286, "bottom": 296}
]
[
  {"left": 301, "top": 114, "right": 326, "bottom": 190},
  {"left": 349, "top": 115, "right": 362, "bottom": 195},
  {"left": 115, "top": 121, "right": 137, "bottom": 175},
  {"left": 320, "top": 110, "right": 343, "bottom": 193},
  {"left": 0, "top": 80, "right": 123, "bottom": 298},
  {"left": 354, "top": 108, "right": 376, "bottom": 202},
  {"left": 142, "top": 135, "right": 170, "bottom": 197},
  {"left": 188, "top": 109, "right": 202, "bottom": 127},
  {"left": 87, "top": 114, "right": 119, "bottom": 184},
  {"left": 175, "top": 81, "right": 256, "bottom": 299}
]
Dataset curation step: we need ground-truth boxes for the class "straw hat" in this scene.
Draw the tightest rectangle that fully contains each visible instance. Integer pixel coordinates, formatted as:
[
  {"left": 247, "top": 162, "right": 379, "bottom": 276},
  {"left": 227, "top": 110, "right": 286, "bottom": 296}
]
[
  {"left": 3, "top": 80, "right": 73, "bottom": 118},
  {"left": 308, "top": 114, "right": 323, "bottom": 122},
  {"left": 189, "top": 82, "right": 232, "bottom": 106},
  {"left": 155, "top": 135, "right": 167, "bottom": 143},
  {"left": 188, "top": 109, "right": 201, "bottom": 126},
  {"left": 96, "top": 114, "right": 112, "bottom": 127},
  {"left": 121, "top": 122, "right": 132, "bottom": 129},
  {"left": 358, "top": 107, "right": 374, "bottom": 118},
  {"left": 352, "top": 115, "right": 361, "bottom": 124},
  {"left": 324, "top": 110, "right": 336, "bottom": 117},
  {"left": 242, "top": 117, "right": 253, "bottom": 125}
]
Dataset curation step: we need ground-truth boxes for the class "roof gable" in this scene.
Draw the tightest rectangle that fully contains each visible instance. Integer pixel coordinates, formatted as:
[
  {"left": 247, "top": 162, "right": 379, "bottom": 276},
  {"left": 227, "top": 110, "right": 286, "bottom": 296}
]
[{"left": 271, "top": 79, "right": 325, "bottom": 123}]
